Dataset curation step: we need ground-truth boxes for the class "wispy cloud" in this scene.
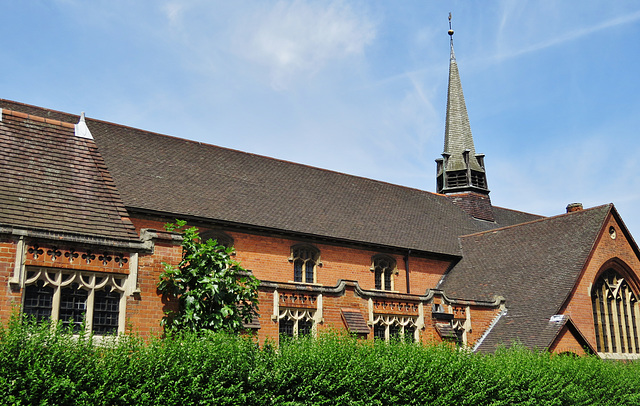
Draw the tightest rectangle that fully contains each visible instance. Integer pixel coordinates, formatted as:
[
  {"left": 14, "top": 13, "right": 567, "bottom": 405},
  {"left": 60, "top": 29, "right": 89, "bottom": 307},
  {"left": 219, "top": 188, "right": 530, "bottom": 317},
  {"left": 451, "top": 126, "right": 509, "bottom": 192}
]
[
  {"left": 493, "top": 9, "right": 640, "bottom": 62},
  {"left": 234, "top": 0, "right": 376, "bottom": 89}
]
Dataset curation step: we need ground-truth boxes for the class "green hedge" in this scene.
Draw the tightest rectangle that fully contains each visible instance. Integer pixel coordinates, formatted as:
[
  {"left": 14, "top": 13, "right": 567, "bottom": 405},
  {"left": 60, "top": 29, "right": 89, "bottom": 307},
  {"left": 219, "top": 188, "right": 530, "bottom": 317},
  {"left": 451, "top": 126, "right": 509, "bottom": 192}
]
[{"left": 2, "top": 317, "right": 640, "bottom": 405}]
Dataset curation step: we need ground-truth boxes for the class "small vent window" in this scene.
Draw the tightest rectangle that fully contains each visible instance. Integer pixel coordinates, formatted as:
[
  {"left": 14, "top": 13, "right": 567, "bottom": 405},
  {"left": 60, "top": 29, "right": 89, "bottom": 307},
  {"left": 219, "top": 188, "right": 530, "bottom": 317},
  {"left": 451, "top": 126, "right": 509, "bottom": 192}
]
[
  {"left": 445, "top": 171, "right": 468, "bottom": 188},
  {"left": 470, "top": 171, "right": 486, "bottom": 188}
]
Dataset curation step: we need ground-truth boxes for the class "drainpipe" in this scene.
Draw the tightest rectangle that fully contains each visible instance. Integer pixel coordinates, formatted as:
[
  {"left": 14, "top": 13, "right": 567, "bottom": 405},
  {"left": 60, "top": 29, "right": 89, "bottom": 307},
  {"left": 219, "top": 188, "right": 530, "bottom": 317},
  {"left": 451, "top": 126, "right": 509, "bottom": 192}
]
[{"left": 404, "top": 250, "right": 411, "bottom": 294}]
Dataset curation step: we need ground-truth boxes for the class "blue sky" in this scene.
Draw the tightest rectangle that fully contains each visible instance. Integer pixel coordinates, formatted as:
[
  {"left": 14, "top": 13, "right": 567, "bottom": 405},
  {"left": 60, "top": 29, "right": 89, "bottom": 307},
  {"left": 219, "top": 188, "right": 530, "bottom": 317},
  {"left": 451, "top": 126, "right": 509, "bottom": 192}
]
[{"left": 3, "top": 1, "right": 640, "bottom": 238}]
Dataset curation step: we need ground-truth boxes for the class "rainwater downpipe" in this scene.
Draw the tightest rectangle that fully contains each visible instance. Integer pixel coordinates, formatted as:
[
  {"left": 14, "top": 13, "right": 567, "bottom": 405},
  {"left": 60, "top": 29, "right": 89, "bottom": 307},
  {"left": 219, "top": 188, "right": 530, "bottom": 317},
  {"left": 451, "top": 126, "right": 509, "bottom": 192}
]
[{"left": 404, "top": 250, "right": 411, "bottom": 294}]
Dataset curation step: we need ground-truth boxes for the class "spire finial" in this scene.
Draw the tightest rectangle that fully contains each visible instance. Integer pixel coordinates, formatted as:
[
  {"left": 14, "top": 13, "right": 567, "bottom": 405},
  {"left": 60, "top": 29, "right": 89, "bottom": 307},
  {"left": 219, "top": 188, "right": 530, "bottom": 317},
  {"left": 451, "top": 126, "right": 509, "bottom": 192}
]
[{"left": 448, "top": 12, "right": 455, "bottom": 60}]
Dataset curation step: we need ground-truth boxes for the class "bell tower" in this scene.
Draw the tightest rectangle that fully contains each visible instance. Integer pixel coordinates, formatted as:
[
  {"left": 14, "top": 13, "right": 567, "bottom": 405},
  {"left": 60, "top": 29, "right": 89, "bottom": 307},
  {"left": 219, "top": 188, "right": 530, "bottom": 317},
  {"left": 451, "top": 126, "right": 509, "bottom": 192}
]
[{"left": 435, "top": 15, "right": 494, "bottom": 221}]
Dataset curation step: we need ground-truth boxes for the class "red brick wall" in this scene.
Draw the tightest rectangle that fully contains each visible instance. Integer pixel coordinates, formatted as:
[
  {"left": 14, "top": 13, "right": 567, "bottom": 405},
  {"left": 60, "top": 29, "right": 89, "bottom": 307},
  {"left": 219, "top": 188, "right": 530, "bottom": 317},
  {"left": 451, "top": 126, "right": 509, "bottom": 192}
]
[
  {"left": 0, "top": 237, "right": 21, "bottom": 323},
  {"left": 126, "top": 238, "right": 182, "bottom": 336},
  {"left": 129, "top": 217, "right": 452, "bottom": 295},
  {"left": 465, "top": 306, "right": 503, "bottom": 346},
  {"left": 560, "top": 212, "right": 640, "bottom": 351},
  {"left": 1, "top": 216, "right": 491, "bottom": 344},
  {"left": 548, "top": 325, "right": 589, "bottom": 356}
]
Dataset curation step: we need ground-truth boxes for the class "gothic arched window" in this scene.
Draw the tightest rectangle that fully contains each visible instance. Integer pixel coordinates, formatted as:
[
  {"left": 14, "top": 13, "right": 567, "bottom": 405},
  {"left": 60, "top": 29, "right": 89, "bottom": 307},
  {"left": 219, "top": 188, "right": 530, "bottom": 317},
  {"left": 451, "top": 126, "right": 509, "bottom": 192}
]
[
  {"left": 372, "top": 255, "right": 396, "bottom": 291},
  {"left": 290, "top": 245, "right": 319, "bottom": 284},
  {"left": 592, "top": 268, "right": 640, "bottom": 354}
]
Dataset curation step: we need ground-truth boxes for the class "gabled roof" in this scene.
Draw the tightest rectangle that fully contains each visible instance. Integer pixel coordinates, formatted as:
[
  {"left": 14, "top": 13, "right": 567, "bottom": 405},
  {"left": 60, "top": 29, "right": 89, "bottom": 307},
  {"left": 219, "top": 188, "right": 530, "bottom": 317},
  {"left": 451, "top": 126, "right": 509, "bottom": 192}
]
[
  {"left": 0, "top": 99, "right": 543, "bottom": 256},
  {"left": 440, "top": 204, "right": 612, "bottom": 352},
  {"left": 0, "top": 108, "right": 138, "bottom": 243}
]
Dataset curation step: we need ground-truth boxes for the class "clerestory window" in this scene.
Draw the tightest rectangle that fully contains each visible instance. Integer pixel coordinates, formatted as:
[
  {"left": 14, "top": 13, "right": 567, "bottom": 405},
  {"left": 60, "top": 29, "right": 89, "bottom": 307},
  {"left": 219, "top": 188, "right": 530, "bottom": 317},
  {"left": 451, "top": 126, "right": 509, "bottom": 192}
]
[
  {"left": 22, "top": 267, "right": 126, "bottom": 335},
  {"left": 290, "top": 245, "right": 319, "bottom": 284},
  {"left": 372, "top": 255, "right": 396, "bottom": 291},
  {"left": 592, "top": 268, "right": 640, "bottom": 354}
]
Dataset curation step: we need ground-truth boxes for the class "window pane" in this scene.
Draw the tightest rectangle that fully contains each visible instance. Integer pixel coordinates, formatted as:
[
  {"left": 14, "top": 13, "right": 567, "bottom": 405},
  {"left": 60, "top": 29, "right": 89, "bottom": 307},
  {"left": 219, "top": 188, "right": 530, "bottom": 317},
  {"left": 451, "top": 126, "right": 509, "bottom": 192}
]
[
  {"left": 299, "top": 319, "right": 313, "bottom": 337},
  {"left": 279, "top": 318, "right": 294, "bottom": 337},
  {"left": 404, "top": 325, "right": 416, "bottom": 343},
  {"left": 373, "top": 323, "right": 385, "bottom": 340},
  {"left": 305, "top": 261, "right": 314, "bottom": 283},
  {"left": 384, "top": 270, "right": 392, "bottom": 291},
  {"left": 24, "top": 283, "right": 53, "bottom": 322},
  {"left": 93, "top": 289, "right": 120, "bottom": 335},
  {"left": 294, "top": 259, "right": 303, "bottom": 282},
  {"left": 389, "top": 323, "right": 401, "bottom": 340},
  {"left": 375, "top": 270, "right": 382, "bottom": 290},
  {"left": 60, "top": 284, "right": 88, "bottom": 333}
]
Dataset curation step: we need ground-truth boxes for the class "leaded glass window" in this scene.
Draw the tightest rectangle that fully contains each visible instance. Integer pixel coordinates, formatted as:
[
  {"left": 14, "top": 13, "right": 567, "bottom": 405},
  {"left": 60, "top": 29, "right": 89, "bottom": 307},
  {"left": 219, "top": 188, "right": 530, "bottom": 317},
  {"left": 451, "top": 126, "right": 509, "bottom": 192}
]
[
  {"left": 372, "top": 315, "right": 417, "bottom": 342},
  {"left": 592, "top": 269, "right": 640, "bottom": 354},
  {"left": 60, "top": 283, "right": 88, "bottom": 333},
  {"left": 22, "top": 268, "right": 126, "bottom": 335},
  {"left": 278, "top": 308, "right": 315, "bottom": 339},
  {"left": 23, "top": 280, "right": 53, "bottom": 322},
  {"left": 373, "top": 255, "right": 395, "bottom": 291},
  {"left": 291, "top": 245, "right": 319, "bottom": 284}
]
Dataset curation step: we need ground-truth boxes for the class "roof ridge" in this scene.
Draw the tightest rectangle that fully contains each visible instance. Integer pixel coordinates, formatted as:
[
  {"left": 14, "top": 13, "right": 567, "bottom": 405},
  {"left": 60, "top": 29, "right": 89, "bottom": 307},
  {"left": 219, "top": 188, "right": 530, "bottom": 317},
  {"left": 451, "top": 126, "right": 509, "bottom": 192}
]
[
  {"left": 491, "top": 205, "right": 543, "bottom": 217},
  {"left": 460, "top": 203, "right": 613, "bottom": 238},
  {"left": 1, "top": 108, "right": 75, "bottom": 129}
]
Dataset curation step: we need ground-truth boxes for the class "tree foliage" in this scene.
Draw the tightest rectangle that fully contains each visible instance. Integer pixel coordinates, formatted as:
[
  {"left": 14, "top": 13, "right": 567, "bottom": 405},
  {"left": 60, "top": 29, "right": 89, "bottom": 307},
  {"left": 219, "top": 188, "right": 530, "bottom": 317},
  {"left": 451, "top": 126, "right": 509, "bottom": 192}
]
[{"left": 157, "top": 220, "right": 259, "bottom": 333}]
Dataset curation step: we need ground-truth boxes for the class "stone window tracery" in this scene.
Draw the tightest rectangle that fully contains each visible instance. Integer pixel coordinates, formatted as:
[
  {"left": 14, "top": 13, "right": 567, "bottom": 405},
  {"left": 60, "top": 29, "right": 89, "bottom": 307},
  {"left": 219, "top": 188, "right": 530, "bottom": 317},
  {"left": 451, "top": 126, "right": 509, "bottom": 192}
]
[
  {"left": 372, "top": 314, "right": 417, "bottom": 342},
  {"left": 278, "top": 309, "right": 314, "bottom": 338},
  {"left": 22, "top": 267, "right": 127, "bottom": 335},
  {"left": 290, "top": 245, "right": 319, "bottom": 284},
  {"left": 372, "top": 255, "right": 396, "bottom": 291},
  {"left": 592, "top": 268, "right": 640, "bottom": 354}
]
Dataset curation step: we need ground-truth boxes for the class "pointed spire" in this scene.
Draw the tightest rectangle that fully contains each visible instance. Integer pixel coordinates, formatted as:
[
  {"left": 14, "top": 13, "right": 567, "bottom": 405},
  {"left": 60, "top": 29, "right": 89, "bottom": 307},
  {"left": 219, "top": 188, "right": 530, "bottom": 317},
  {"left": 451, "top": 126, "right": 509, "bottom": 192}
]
[
  {"left": 436, "top": 14, "right": 493, "bottom": 221},
  {"left": 437, "top": 15, "right": 488, "bottom": 195}
]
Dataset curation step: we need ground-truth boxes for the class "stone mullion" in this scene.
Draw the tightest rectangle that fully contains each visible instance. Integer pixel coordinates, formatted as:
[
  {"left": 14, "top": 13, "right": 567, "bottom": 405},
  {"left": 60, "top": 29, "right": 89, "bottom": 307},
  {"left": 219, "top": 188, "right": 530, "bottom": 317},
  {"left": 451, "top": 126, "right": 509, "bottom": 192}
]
[{"left": 631, "top": 300, "right": 640, "bottom": 353}]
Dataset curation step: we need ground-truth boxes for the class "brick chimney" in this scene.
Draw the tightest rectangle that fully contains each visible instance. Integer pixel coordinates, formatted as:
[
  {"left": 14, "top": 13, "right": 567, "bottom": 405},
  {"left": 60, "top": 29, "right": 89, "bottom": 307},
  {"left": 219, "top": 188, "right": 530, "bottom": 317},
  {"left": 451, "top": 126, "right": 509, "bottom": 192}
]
[{"left": 566, "top": 203, "right": 583, "bottom": 213}]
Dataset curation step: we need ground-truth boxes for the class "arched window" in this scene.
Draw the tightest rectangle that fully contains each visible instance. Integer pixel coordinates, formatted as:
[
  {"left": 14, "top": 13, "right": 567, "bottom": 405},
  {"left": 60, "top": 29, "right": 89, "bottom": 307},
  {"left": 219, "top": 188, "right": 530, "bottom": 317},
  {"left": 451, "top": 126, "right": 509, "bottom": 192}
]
[
  {"left": 592, "top": 268, "right": 640, "bottom": 354},
  {"left": 372, "top": 255, "right": 396, "bottom": 291},
  {"left": 290, "top": 245, "right": 319, "bottom": 283}
]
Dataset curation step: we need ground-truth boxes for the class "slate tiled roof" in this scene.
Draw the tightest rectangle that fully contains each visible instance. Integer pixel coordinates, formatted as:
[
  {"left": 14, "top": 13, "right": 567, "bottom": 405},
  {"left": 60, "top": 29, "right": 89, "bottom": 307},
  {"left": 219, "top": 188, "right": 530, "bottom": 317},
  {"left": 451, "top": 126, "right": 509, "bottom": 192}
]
[
  {"left": 443, "top": 43, "right": 481, "bottom": 172},
  {"left": 0, "top": 99, "right": 542, "bottom": 256},
  {"left": 0, "top": 108, "right": 138, "bottom": 243},
  {"left": 440, "top": 204, "right": 612, "bottom": 352}
]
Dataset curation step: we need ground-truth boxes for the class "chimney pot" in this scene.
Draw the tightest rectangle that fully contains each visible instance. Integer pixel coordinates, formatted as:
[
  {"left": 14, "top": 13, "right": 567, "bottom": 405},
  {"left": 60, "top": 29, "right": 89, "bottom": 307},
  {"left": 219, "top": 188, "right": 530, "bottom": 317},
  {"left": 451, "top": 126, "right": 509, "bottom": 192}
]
[{"left": 566, "top": 203, "right": 583, "bottom": 213}]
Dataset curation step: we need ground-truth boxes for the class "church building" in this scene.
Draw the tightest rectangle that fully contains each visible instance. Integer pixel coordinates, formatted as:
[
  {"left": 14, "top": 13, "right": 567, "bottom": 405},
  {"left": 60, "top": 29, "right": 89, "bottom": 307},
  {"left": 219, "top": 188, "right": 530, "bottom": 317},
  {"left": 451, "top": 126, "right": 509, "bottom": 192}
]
[{"left": 1, "top": 29, "right": 639, "bottom": 359}]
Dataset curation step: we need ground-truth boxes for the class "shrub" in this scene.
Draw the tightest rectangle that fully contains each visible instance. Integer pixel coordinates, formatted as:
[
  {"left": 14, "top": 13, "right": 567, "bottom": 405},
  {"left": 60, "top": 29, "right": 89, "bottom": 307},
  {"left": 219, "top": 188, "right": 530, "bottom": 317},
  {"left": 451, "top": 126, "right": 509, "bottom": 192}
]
[{"left": 2, "top": 318, "right": 640, "bottom": 405}]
